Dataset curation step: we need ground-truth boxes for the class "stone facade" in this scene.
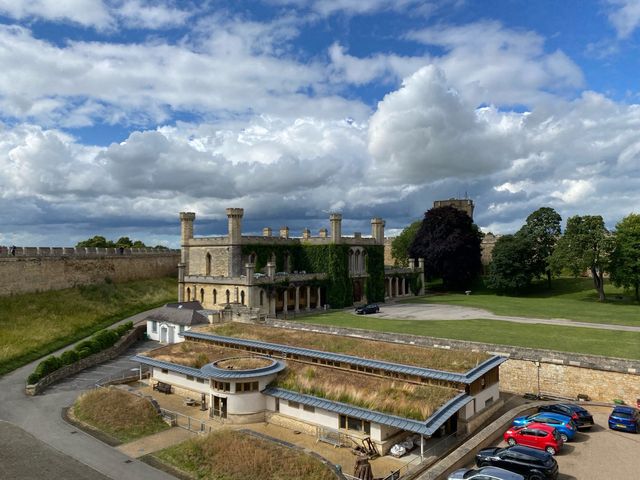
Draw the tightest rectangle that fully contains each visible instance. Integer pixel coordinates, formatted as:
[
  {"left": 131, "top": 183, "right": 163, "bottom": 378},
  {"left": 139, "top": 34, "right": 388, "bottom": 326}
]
[
  {"left": 0, "top": 251, "right": 179, "bottom": 296},
  {"left": 178, "top": 208, "right": 424, "bottom": 314}
]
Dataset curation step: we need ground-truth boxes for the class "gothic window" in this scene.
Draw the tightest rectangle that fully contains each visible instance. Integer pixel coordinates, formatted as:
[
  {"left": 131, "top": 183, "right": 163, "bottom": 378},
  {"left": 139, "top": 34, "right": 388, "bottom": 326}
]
[
  {"left": 200, "top": 288, "right": 204, "bottom": 303},
  {"left": 186, "top": 287, "right": 191, "bottom": 301},
  {"left": 213, "top": 289, "right": 217, "bottom": 304},
  {"left": 226, "top": 289, "right": 230, "bottom": 303},
  {"left": 240, "top": 291, "right": 245, "bottom": 305},
  {"left": 205, "top": 252, "right": 212, "bottom": 275}
]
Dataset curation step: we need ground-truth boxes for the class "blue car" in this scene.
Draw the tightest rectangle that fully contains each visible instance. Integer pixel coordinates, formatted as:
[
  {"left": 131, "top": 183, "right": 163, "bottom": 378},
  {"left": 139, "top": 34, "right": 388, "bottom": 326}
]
[
  {"left": 512, "top": 412, "right": 576, "bottom": 442},
  {"left": 608, "top": 406, "right": 640, "bottom": 433}
]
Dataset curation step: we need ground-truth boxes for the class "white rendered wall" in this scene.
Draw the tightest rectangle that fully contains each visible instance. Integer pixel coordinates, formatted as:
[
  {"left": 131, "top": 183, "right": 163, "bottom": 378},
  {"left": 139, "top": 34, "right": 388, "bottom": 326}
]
[
  {"left": 462, "top": 383, "right": 500, "bottom": 420},
  {"left": 151, "top": 368, "right": 209, "bottom": 395}
]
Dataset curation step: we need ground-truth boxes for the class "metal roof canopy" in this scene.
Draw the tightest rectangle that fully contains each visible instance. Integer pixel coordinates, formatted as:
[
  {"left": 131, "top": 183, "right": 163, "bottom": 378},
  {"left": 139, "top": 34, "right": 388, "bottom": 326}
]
[
  {"left": 183, "top": 331, "right": 507, "bottom": 384},
  {"left": 264, "top": 387, "right": 472, "bottom": 436}
]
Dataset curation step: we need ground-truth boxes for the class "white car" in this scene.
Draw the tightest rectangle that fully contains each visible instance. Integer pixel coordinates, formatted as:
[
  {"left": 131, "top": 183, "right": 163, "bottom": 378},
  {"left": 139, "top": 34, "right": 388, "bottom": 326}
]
[{"left": 448, "top": 466, "right": 524, "bottom": 480}]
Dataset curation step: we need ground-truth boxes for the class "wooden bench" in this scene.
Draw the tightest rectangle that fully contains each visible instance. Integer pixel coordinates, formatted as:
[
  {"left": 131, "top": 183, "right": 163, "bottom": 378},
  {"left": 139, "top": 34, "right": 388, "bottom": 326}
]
[{"left": 153, "top": 381, "right": 172, "bottom": 394}]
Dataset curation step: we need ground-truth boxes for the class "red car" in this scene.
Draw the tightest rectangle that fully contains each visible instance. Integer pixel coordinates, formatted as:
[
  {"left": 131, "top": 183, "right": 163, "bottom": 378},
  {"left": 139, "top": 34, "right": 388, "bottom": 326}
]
[{"left": 503, "top": 422, "right": 563, "bottom": 455}]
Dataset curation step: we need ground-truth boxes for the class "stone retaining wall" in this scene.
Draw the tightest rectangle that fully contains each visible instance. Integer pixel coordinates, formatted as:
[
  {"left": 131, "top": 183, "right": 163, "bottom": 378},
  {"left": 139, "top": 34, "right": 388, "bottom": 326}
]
[
  {"left": 266, "top": 320, "right": 640, "bottom": 405},
  {"left": 25, "top": 325, "right": 146, "bottom": 395},
  {"left": 0, "top": 252, "right": 179, "bottom": 296}
]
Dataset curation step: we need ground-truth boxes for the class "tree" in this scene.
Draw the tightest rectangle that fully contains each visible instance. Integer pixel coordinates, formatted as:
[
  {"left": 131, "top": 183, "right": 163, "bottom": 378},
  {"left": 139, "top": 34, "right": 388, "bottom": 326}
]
[
  {"left": 115, "top": 236, "right": 133, "bottom": 247},
  {"left": 76, "top": 235, "right": 114, "bottom": 248},
  {"left": 390, "top": 221, "right": 421, "bottom": 267},
  {"left": 486, "top": 234, "right": 536, "bottom": 293},
  {"left": 518, "top": 207, "right": 561, "bottom": 288},
  {"left": 610, "top": 213, "right": 640, "bottom": 301},
  {"left": 551, "top": 215, "right": 613, "bottom": 302},
  {"left": 409, "top": 206, "right": 482, "bottom": 290}
]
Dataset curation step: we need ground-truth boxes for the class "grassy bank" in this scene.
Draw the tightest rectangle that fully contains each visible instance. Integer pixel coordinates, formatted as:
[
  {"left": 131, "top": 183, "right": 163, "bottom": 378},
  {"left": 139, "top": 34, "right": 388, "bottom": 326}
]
[
  {"left": 403, "top": 278, "right": 640, "bottom": 327},
  {"left": 156, "top": 429, "right": 336, "bottom": 480},
  {"left": 0, "top": 277, "right": 177, "bottom": 375},
  {"left": 294, "top": 312, "right": 640, "bottom": 360},
  {"left": 74, "top": 387, "right": 168, "bottom": 442}
]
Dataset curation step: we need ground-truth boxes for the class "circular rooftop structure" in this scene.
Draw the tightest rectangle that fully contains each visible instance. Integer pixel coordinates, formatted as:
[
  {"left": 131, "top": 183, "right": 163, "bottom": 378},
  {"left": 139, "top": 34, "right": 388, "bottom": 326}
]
[{"left": 200, "top": 355, "right": 286, "bottom": 379}]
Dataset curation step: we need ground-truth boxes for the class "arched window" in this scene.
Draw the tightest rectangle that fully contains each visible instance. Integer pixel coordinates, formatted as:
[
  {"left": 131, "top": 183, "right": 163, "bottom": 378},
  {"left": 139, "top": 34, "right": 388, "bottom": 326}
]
[
  {"left": 348, "top": 249, "right": 354, "bottom": 273},
  {"left": 249, "top": 252, "right": 257, "bottom": 264},
  {"left": 240, "top": 291, "right": 245, "bottom": 305},
  {"left": 186, "top": 287, "right": 191, "bottom": 301},
  {"left": 362, "top": 251, "right": 367, "bottom": 273},
  {"left": 213, "top": 289, "right": 217, "bottom": 305},
  {"left": 205, "top": 253, "right": 212, "bottom": 275},
  {"left": 200, "top": 288, "right": 204, "bottom": 303},
  {"left": 355, "top": 250, "right": 361, "bottom": 273},
  {"left": 260, "top": 290, "right": 264, "bottom": 306},
  {"left": 226, "top": 289, "right": 230, "bottom": 303}
]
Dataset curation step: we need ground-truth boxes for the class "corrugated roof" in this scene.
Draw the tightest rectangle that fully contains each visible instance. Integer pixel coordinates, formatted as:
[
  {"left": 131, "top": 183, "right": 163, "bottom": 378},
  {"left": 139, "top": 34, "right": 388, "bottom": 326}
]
[
  {"left": 263, "top": 387, "right": 472, "bottom": 436},
  {"left": 131, "top": 354, "right": 286, "bottom": 380},
  {"left": 183, "top": 331, "right": 506, "bottom": 384}
]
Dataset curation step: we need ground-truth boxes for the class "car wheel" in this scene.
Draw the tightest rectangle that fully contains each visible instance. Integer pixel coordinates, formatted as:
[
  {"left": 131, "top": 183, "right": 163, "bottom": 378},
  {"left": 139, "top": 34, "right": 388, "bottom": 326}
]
[
  {"left": 545, "top": 446, "right": 556, "bottom": 455},
  {"left": 560, "top": 433, "right": 568, "bottom": 443},
  {"left": 529, "top": 473, "right": 544, "bottom": 480},
  {"left": 507, "top": 438, "right": 516, "bottom": 446}
]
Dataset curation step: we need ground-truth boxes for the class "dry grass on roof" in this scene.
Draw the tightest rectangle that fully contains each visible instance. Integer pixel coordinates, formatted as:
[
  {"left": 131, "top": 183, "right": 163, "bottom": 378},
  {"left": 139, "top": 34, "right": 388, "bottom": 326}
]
[
  {"left": 273, "top": 361, "right": 459, "bottom": 421},
  {"left": 144, "top": 342, "right": 241, "bottom": 368},
  {"left": 202, "top": 322, "right": 489, "bottom": 373}
]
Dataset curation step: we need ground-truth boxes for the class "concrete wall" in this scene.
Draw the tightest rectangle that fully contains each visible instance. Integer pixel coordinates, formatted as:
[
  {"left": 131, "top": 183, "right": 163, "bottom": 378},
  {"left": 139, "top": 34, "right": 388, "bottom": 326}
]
[
  {"left": 266, "top": 320, "right": 640, "bottom": 405},
  {"left": 0, "top": 252, "right": 179, "bottom": 296}
]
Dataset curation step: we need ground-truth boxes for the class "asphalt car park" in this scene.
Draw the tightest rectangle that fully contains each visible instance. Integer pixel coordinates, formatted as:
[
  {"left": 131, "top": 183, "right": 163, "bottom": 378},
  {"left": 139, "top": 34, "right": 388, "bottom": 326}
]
[{"left": 465, "top": 406, "right": 639, "bottom": 480}]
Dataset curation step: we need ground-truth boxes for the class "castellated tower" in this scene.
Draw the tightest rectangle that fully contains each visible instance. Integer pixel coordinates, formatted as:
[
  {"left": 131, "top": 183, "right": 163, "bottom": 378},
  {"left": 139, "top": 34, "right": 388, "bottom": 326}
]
[
  {"left": 178, "top": 212, "right": 196, "bottom": 301},
  {"left": 371, "top": 217, "right": 385, "bottom": 244},
  {"left": 330, "top": 213, "right": 342, "bottom": 244},
  {"left": 226, "top": 208, "right": 244, "bottom": 277}
]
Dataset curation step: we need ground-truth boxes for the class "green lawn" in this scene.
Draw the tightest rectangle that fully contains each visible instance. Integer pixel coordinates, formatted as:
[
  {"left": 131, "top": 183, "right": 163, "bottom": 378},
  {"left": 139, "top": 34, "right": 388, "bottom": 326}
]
[
  {"left": 293, "top": 311, "right": 640, "bottom": 360},
  {"left": 0, "top": 277, "right": 177, "bottom": 375},
  {"left": 402, "top": 277, "right": 640, "bottom": 327}
]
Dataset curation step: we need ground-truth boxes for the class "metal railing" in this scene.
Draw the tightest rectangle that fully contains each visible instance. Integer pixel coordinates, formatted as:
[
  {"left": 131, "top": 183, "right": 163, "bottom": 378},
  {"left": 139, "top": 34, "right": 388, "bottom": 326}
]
[
  {"left": 159, "top": 407, "right": 222, "bottom": 433},
  {"left": 95, "top": 367, "right": 150, "bottom": 387}
]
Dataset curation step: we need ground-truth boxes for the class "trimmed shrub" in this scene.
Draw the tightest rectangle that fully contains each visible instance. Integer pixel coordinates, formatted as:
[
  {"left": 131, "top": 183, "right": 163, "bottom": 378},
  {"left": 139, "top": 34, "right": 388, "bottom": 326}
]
[
  {"left": 34, "top": 355, "right": 63, "bottom": 378},
  {"left": 115, "top": 321, "right": 133, "bottom": 337},
  {"left": 92, "top": 329, "right": 118, "bottom": 350},
  {"left": 27, "top": 372, "right": 41, "bottom": 385},
  {"left": 75, "top": 339, "right": 99, "bottom": 355},
  {"left": 77, "top": 347, "right": 93, "bottom": 359},
  {"left": 60, "top": 349, "right": 80, "bottom": 365}
]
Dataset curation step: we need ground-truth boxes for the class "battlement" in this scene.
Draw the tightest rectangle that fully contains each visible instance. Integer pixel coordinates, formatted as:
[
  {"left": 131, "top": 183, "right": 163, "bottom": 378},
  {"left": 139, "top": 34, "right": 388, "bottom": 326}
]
[{"left": 0, "top": 246, "right": 179, "bottom": 258}]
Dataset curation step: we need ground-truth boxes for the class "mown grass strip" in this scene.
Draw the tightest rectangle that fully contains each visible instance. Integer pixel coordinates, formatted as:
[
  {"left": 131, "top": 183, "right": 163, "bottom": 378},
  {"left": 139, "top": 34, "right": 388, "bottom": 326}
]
[
  {"left": 294, "top": 312, "right": 640, "bottom": 360},
  {"left": 0, "top": 277, "right": 177, "bottom": 375},
  {"left": 402, "top": 277, "right": 640, "bottom": 327}
]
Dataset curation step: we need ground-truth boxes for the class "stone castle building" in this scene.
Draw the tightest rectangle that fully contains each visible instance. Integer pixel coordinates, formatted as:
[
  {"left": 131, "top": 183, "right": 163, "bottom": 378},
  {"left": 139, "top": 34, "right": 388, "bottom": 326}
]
[{"left": 178, "top": 209, "right": 424, "bottom": 317}]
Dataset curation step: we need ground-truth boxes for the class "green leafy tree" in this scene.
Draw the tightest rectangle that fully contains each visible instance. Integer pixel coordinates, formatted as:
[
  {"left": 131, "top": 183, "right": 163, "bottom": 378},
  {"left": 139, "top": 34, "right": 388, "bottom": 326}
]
[
  {"left": 551, "top": 215, "right": 613, "bottom": 302},
  {"left": 391, "top": 221, "right": 421, "bottom": 266},
  {"left": 486, "top": 234, "right": 536, "bottom": 293},
  {"left": 132, "top": 240, "right": 146, "bottom": 248},
  {"left": 116, "top": 236, "right": 133, "bottom": 247},
  {"left": 518, "top": 207, "right": 562, "bottom": 288},
  {"left": 76, "top": 235, "right": 114, "bottom": 248},
  {"left": 610, "top": 213, "right": 640, "bottom": 301},
  {"left": 409, "top": 206, "right": 482, "bottom": 290}
]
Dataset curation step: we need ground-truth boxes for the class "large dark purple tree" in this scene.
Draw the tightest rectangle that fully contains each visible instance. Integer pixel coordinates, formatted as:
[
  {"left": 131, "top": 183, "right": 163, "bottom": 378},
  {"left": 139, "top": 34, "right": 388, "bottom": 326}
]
[{"left": 409, "top": 206, "right": 483, "bottom": 290}]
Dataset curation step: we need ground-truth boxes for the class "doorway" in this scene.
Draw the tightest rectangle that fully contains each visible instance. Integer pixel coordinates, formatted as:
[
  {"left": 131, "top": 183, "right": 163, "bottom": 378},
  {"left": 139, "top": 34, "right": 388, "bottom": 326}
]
[{"left": 212, "top": 395, "right": 227, "bottom": 419}]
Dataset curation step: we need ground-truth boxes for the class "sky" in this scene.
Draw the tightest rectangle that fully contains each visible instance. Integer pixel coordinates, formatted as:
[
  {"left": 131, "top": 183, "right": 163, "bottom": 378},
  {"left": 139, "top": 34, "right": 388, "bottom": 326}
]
[{"left": 1, "top": 0, "right": 640, "bottom": 247}]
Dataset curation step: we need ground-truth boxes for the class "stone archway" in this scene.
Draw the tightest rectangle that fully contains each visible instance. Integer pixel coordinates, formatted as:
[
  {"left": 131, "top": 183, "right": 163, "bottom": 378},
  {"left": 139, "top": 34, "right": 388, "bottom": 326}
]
[{"left": 352, "top": 279, "right": 364, "bottom": 303}]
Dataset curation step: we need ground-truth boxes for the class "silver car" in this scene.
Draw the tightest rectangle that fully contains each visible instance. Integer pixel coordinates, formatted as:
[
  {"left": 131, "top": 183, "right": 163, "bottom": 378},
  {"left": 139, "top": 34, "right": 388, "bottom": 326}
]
[{"left": 448, "top": 466, "right": 525, "bottom": 480}]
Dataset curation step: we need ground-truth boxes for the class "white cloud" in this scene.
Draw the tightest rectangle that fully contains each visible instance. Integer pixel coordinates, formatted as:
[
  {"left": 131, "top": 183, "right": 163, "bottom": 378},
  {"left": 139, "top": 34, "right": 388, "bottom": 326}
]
[
  {"left": 550, "top": 179, "right": 596, "bottom": 204},
  {"left": 407, "top": 21, "right": 585, "bottom": 107},
  {"left": 607, "top": 0, "right": 640, "bottom": 38}
]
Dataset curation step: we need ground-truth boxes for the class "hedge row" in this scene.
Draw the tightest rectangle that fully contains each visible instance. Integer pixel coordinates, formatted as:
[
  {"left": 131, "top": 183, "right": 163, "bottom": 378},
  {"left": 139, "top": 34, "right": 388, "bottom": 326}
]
[{"left": 27, "top": 321, "right": 134, "bottom": 385}]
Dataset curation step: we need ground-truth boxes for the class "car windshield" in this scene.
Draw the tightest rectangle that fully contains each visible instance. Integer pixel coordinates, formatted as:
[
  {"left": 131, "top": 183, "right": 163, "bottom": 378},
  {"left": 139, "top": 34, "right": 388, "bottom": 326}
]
[{"left": 613, "top": 411, "right": 633, "bottom": 419}]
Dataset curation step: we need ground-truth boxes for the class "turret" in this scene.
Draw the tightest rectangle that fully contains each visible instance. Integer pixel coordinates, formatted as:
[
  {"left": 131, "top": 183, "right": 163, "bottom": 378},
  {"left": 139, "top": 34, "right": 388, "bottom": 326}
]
[
  {"left": 330, "top": 213, "right": 342, "bottom": 244},
  {"left": 226, "top": 208, "right": 244, "bottom": 244},
  {"left": 180, "top": 212, "right": 196, "bottom": 244},
  {"left": 371, "top": 217, "right": 385, "bottom": 244}
]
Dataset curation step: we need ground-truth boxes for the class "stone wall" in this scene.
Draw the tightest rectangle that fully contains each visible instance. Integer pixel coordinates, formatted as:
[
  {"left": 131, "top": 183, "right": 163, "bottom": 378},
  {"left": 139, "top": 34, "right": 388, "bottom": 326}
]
[
  {"left": 0, "top": 252, "right": 179, "bottom": 296},
  {"left": 266, "top": 320, "right": 640, "bottom": 405},
  {"left": 25, "top": 325, "right": 145, "bottom": 395}
]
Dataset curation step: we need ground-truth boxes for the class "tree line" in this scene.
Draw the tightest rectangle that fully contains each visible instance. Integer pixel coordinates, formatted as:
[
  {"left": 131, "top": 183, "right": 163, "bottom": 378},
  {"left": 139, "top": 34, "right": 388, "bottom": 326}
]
[
  {"left": 393, "top": 206, "right": 640, "bottom": 302},
  {"left": 76, "top": 235, "right": 168, "bottom": 250}
]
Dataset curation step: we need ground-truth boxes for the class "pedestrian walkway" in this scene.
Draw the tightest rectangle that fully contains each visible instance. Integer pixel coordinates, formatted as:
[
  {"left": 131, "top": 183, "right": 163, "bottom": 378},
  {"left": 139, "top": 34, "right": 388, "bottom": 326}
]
[{"left": 117, "top": 427, "right": 196, "bottom": 458}]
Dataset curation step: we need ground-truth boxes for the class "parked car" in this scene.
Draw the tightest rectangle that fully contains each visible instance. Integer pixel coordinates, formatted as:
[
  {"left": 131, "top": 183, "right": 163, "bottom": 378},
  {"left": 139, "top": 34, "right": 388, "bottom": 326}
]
[
  {"left": 475, "top": 445, "right": 559, "bottom": 480},
  {"left": 537, "top": 403, "right": 594, "bottom": 429},
  {"left": 355, "top": 303, "right": 380, "bottom": 314},
  {"left": 512, "top": 412, "right": 576, "bottom": 442},
  {"left": 503, "top": 423, "right": 563, "bottom": 455},
  {"left": 448, "top": 466, "right": 525, "bottom": 480},
  {"left": 608, "top": 405, "right": 640, "bottom": 433}
]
